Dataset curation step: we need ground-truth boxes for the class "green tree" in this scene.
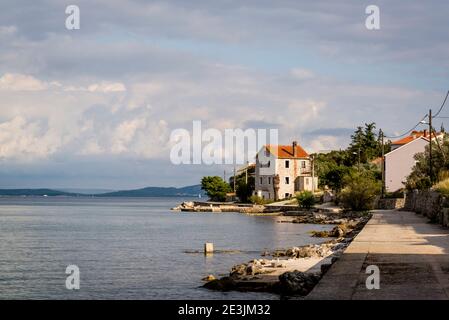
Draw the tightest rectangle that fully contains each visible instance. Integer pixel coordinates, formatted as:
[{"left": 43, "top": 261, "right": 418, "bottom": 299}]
[
  {"left": 406, "top": 133, "right": 449, "bottom": 189},
  {"left": 340, "top": 172, "right": 381, "bottom": 211},
  {"left": 201, "top": 176, "right": 232, "bottom": 201},
  {"left": 296, "top": 191, "right": 315, "bottom": 209},
  {"left": 324, "top": 165, "right": 354, "bottom": 192},
  {"left": 229, "top": 165, "right": 255, "bottom": 203},
  {"left": 347, "top": 122, "right": 382, "bottom": 165}
]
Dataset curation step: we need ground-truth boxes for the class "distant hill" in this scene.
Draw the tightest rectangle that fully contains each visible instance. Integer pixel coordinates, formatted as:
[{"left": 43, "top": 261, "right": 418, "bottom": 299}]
[
  {"left": 0, "top": 189, "right": 78, "bottom": 196},
  {"left": 0, "top": 185, "right": 205, "bottom": 197},
  {"left": 56, "top": 188, "right": 116, "bottom": 195},
  {"left": 96, "top": 185, "right": 205, "bottom": 197}
]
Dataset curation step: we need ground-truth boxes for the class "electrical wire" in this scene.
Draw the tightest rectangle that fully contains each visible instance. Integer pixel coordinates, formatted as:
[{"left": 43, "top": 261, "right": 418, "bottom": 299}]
[
  {"left": 383, "top": 114, "right": 428, "bottom": 139},
  {"left": 383, "top": 90, "right": 449, "bottom": 139},
  {"left": 432, "top": 90, "right": 449, "bottom": 118}
]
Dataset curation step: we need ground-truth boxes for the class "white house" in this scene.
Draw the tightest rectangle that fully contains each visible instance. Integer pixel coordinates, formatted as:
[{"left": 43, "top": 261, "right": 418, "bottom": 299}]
[
  {"left": 254, "top": 141, "right": 318, "bottom": 200},
  {"left": 384, "top": 130, "right": 441, "bottom": 192}
]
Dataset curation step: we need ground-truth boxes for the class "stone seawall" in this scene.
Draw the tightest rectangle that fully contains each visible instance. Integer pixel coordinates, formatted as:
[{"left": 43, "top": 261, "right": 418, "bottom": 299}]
[
  {"left": 404, "top": 190, "right": 449, "bottom": 227},
  {"left": 376, "top": 197, "right": 405, "bottom": 210}
]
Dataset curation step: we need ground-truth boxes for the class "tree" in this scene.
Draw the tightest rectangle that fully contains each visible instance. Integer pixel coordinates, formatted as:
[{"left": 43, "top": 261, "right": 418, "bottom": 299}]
[
  {"left": 229, "top": 165, "right": 255, "bottom": 203},
  {"left": 200, "top": 176, "right": 232, "bottom": 201},
  {"left": 340, "top": 172, "right": 381, "bottom": 211},
  {"left": 324, "top": 165, "right": 354, "bottom": 192},
  {"left": 347, "top": 122, "right": 382, "bottom": 165},
  {"left": 406, "top": 133, "right": 449, "bottom": 189}
]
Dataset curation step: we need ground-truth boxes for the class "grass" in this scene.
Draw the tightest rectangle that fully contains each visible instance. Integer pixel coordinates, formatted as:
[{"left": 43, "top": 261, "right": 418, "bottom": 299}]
[{"left": 433, "top": 178, "right": 449, "bottom": 196}]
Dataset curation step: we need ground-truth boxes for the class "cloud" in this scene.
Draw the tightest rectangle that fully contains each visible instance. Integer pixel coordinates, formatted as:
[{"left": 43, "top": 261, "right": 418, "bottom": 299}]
[
  {"left": 291, "top": 68, "right": 316, "bottom": 80},
  {"left": 0, "top": 116, "right": 62, "bottom": 160},
  {"left": 0, "top": 1, "right": 448, "bottom": 187},
  {"left": 87, "top": 82, "right": 126, "bottom": 93},
  {"left": 0, "top": 73, "right": 48, "bottom": 91}
]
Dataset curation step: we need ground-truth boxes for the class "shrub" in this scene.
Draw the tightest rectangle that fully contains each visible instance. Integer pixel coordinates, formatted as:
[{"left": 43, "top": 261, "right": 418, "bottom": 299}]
[
  {"left": 249, "top": 195, "right": 274, "bottom": 205},
  {"left": 295, "top": 191, "right": 315, "bottom": 209},
  {"left": 433, "top": 178, "right": 449, "bottom": 196},
  {"left": 340, "top": 173, "right": 380, "bottom": 211}
]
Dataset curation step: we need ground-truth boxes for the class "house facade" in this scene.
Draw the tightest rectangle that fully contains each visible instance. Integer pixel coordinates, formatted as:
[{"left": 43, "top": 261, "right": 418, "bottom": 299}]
[
  {"left": 384, "top": 130, "right": 441, "bottom": 192},
  {"left": 254, "top": 141, "right": 318, "bottom": 200}
]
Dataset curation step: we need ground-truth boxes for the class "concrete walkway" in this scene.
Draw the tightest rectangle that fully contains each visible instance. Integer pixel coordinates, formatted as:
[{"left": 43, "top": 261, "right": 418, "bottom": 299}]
[{"left": 307, "top": 210, "right": 449, "bottom": 300}]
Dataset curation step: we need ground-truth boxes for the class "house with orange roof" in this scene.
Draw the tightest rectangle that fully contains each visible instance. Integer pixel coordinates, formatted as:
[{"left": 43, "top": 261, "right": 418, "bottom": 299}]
[
  {"left": 254, "top": 141, "right": 318, "bottom": 200},
  {"left": 385, "top": 130, "right": 442, "bottom": 192}
]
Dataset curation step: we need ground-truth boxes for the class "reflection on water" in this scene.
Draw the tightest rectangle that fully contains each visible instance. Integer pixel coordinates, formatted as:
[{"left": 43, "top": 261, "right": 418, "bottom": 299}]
[{"left": 0, "top": 197, "right": 332, "bottom": 299}]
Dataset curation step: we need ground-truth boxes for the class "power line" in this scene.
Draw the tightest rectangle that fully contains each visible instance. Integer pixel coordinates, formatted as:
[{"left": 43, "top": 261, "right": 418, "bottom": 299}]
[
  {"left": 432, "top": 90, "right": 449, "bottom": 118},
  {"left": 383, "top": 90, "right": 449, "bottom": 139},
  {"left": 383, "top": 114, "right": 427, "bottom": 139}
]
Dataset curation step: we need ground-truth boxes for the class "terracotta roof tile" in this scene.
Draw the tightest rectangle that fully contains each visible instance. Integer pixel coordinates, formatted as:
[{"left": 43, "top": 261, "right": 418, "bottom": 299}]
[
  {"left": 391, "top": 130, "right": 436, "bottom": 145},
  {"left": 266, "top": 144, "right": 309, "bottom": 159}
]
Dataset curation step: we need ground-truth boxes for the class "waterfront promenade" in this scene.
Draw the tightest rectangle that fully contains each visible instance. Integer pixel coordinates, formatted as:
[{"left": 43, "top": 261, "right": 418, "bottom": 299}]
[{"left": 308, "top": 210, "right": 449, "bottom": 299}]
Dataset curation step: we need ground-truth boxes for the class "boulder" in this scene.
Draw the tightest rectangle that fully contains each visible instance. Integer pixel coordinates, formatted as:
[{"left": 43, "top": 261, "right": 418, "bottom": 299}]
[
  {"left": 230, "top": 264, "right": 246, "bottom": 276},
  {"left": 202, "top": 274, "right": 216, "bottom": 281},
  {"left": 203, "top": 277, "right": 237, "bottom": 291},
  {"left": 278, "top": 271, "right": 321, "bottom": 295}
]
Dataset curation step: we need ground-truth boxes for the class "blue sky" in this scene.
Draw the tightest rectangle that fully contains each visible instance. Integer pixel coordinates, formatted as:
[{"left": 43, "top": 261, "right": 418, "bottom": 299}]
[{"left": 0, "top": 0, "right": 449, "bottom": 189}]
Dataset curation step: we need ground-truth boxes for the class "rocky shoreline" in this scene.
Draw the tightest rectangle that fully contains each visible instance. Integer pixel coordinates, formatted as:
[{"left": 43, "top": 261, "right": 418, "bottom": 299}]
[{"left": 202, "top": 210, "right": 371, "bottom": 297}]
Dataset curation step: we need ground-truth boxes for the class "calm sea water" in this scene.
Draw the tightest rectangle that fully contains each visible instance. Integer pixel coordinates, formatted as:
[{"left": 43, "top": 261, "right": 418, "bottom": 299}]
[{"left": 0, "top": 197, "right": 332, "bottom": 300}]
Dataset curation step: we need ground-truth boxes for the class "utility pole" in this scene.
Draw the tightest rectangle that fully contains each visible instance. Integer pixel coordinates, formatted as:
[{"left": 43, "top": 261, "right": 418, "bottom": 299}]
[
  {"left": 311, "top": 155, "right": 315, "bottom": 193},
  {"left": 223, "top": 170, "right": 226, "bottom": 182},
  {"left": 245, "top": 161, "right": 248, "bottom": 185},
  {"left": 233, "top": 165, "right": 236, "bottom": 192},
  {"left": 380, "top": 129, "right": 385, "bottom": 198},
  {"left": 429, "top": 109, "right": 433, "bottom": 184}
]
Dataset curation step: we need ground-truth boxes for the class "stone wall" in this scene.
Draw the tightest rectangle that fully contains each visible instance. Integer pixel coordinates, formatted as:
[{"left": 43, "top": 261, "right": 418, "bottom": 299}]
[
  {"left": 404, "top": 190, "right": 449, "bottom": 227},
  {"left": 376, "top": 197, "right": 405, "bottom": 210}
]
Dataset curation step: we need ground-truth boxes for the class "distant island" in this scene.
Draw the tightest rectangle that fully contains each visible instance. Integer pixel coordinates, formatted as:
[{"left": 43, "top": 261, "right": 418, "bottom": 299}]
[{"left": 0, "top": 185, "right": 205, "bottom": 197}]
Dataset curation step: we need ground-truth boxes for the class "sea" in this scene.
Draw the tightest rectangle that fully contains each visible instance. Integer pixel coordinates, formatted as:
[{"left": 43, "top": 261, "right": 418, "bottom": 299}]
[{"left": 0, "top": 197, "right": 332, "bottom": 299}]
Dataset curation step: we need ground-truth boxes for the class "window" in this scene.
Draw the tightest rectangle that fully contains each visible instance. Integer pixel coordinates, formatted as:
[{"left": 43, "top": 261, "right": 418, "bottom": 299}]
[
  {"left": 285, "top": 160, "right": 290, "bottom": 168},
  {"left": 260, "top": 177, "right": 263, "bottom": 184},
  {"left": 268, "top": 177, "right": 271, "bottom": 184},
  {"left": 301, "top": 161, "right": 306, "bottom": 168},
  {"left": 285, "top": 177, "right": 290, "bottom": 184},
  {"left": 285, "top": 193, "right": 290, "bottom": 198},
  {"left": 306, "top": 178, "right": 310, "bottom": 186}
]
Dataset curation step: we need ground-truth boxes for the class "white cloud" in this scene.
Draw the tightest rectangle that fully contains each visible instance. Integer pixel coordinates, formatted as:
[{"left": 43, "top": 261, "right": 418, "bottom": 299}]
[
  {"left": 0, "top": 116, "right": 62, "bottom": 160},
  {"left": 87, "top": 82, "right": 126, "bottom": 93},
  {"left": 291, "top": 68, "right": 316, "bottom": 80},
  {"left": 0, "top": 73, "right": 48, "bottom": 91},
  {"left": 0, "top": 25, "right": 17, "bottom": 36}
]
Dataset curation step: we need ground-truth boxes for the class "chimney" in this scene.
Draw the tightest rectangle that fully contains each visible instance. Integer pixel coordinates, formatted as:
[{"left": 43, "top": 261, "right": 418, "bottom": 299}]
[{"left": 292, "top": 141, "right": 297, "bottom": 157}]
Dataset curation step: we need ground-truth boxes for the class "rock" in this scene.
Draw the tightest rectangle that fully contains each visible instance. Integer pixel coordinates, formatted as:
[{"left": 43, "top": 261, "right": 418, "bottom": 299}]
[
  {"left": 320, "top": 263, "right": 332, "bottom": 275},
  {"left": 230, "top": 264, "right": 246, "bottom": 276},
  {"left": 278, "top": 271, "right": 321, "bottom": 295},
  {"left": 246, "top": 262, "right": 263, "bottom": 275},
  {"left": 203, "top": 277, "right": 237, "bottom": 291},
  {"left": 202, "top": 274, "right": 216, "bottom": 281},
  {"left": 322, "top": 190, "right": 334, "bottom": 203},
  {"left": 333, "top": 226, "right": 345, "bottom": 237}
]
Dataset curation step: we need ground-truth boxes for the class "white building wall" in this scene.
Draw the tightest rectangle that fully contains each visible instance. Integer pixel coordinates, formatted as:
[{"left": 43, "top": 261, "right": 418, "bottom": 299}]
[{"left": 385, "top": 138, "right": 427, "bottom": 192}]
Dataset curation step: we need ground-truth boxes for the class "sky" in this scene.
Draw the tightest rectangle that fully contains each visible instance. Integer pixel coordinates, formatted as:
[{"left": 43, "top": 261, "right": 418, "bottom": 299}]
[{"left": 1, "top": 0, "right": 449, "bottom": 189}]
